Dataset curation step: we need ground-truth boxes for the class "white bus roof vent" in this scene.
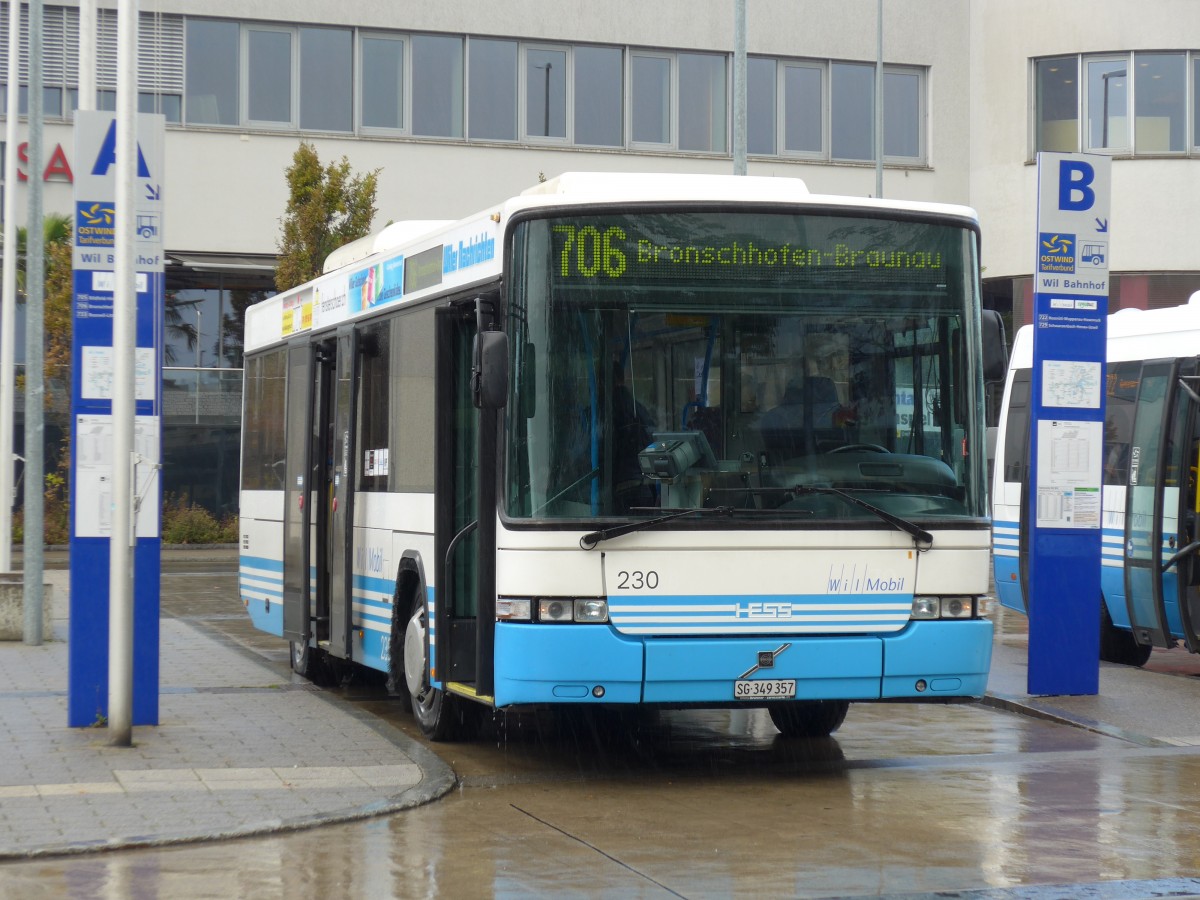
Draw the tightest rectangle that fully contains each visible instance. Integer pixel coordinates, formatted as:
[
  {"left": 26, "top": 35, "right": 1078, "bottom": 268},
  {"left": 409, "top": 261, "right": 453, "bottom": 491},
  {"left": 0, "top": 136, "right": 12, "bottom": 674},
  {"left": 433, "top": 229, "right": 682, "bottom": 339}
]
[
  {"left": 522, "top": 171, "right": 809, "bottom": 203},
  {"left": 322, "top": 220, "right": 454, "bottom": 273}
]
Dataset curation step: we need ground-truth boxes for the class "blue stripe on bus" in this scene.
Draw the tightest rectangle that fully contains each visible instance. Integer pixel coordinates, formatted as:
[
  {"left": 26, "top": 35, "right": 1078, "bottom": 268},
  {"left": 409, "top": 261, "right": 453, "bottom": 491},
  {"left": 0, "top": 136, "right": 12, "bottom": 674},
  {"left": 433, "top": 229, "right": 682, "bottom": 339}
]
[
  {"left": 240, "top": 555, "right": 284, "bottom": 572},
  {"left": 353, "top": 573, "right": 396, "bottom": 596}
]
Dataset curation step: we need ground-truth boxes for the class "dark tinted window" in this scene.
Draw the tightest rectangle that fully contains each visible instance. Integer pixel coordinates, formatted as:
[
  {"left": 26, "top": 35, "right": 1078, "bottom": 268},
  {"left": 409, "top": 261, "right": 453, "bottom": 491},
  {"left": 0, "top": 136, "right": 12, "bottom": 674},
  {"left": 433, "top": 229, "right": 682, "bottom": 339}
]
[
  {"left": 241, "top": 349, "right": 287, "bottom": 490},
  {"left": 1002, "top": 368, "right": 1031, "bottom": 483},
  {"left": 357, "top": 321, "right": 390, "bottom": 491}
]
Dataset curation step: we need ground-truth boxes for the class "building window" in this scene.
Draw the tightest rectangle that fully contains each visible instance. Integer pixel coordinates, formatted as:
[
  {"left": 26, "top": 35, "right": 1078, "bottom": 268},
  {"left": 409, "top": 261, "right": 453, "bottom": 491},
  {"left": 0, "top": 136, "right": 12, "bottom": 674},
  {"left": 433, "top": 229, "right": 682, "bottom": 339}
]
[
  {"left": 884, "top": 68, "right": 921, "bottom": 158},
  {"left": 631, "top": 52, "right": 671, "bottom": 145},
  {"left": 299, "top": 27, "right": 352, "bottom": 132},
  {"left": 678, "top": 53, "right": 726, "bottom": 152},
  {"left": 746, "top": 57, "right": 776, "bottom": 155},
  {"left": 412, "top": 34, "right": 463, "bottom": 138},
  {"left": 468, "top": 38, "right": 517, "bottom": 141},
  {"left": 1135, "top": 52, "right": 1186, "bottom": 153},
  {"left": 244, "top": 26, "right": 292, "bottom": 127},
  {"left": 525, "top": 46, "right": 567, "bottom": 141},
  {"left": 783, "top": 62, "right": 822, "bottom": 155},
  {"left": 1035, "top": 51, "right": 1200, "bottom": 158},
  {"left": 831, "top": 61, "right": 874, "bottom": 161},
  {"left": 1086, "top": 57, "right": 1128, "bottom": 151},
  {"left": 574, "top": 45, "right": 622, "bottom": 146},
  {"left": 186, "top": 19, "right": 239, "bottom": 125},
  {"left": 1034, "top": 56, "right": 1077, "bottom": 153},
  {"left": 361, "top": 35, "right": 405, "bottom": 131}
]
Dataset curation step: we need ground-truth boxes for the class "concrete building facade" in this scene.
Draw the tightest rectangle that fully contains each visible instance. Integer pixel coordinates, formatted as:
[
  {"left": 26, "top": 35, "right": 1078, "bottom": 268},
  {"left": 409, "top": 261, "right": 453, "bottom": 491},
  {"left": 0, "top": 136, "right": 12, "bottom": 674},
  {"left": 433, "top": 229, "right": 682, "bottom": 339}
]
[{"left": 2, "top": 0, "right": 1198, "bottom": 514}]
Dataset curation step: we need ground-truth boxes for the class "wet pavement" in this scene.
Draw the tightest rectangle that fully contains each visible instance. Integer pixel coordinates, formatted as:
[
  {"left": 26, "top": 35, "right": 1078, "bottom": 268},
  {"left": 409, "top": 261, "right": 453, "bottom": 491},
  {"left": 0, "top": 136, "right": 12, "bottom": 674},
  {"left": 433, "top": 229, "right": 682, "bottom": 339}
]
[
  {"left": 4, "top": 552, "right": 1200, "bottom": 897},
  {"left": 0, "top": 556, "right": 453, "bottom": 860}
]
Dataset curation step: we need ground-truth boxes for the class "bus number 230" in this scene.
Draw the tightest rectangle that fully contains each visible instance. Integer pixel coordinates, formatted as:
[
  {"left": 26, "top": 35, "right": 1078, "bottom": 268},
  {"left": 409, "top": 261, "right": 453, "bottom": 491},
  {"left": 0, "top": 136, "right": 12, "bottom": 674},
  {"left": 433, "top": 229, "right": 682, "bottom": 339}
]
[{"left": 617, "top": 570, "right": 659, "bottom": 590}]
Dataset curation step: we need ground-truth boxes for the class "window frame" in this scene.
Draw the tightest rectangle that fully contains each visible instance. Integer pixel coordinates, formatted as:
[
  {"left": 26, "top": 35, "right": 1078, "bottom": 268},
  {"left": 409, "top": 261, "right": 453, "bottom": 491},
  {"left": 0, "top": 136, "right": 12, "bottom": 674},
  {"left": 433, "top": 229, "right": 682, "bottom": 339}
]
[
  {"left": 628, "top": 49, "right": 676, "bottom": 149},
  {"left": 1033, "top": 51, "right": 1200, "bottom": 160},
  {"left": 521, "top": 43, "right": 571, "bottom": 145},
  {"left": 1083, "top": 54, "right": 1130, "bottom": 154},
  {"left": 241, "top": 23, "right": 296, "bottom": 130},
  {"left": 777, "top": 59, "right": 826, "bottom": 159},
  {"left": 358, "top": 31, "right": 409, "bottom": 135},
  {"left": 466, "top": 35, "right": 519, "bottom": 142},
  {"left": 882, "top": 64, "right": 926, "bottom": 164}
]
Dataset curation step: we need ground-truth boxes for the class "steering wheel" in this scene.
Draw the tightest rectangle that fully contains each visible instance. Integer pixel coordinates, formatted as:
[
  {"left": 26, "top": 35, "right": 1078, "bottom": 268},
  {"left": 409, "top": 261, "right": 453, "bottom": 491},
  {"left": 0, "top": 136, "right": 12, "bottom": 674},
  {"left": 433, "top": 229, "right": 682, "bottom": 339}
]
[{"left": 826, "top": 443, "right": 890, "bottom": 454}]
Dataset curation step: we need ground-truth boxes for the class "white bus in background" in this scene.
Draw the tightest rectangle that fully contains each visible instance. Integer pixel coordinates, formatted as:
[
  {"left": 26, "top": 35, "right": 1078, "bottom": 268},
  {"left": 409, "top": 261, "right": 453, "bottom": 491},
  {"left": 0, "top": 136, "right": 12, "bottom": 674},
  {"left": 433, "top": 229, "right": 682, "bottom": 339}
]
[
  {"left": 993, "top": 293, "right": 1200, "bottom": 665},
  {"left": 240, "top": 171, "right": 1005, "bottom": 742}
]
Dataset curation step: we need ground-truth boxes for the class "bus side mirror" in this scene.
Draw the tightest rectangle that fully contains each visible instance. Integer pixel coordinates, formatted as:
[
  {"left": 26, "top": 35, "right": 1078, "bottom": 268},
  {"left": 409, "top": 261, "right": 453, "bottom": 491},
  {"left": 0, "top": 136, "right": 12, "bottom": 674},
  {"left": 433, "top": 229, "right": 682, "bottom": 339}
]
[
  {"left": 473, "top": 331, "right": 509, "bottom": 410},
  {"left": 981, "top": 310, "right": 1008, "bottom": 383}
]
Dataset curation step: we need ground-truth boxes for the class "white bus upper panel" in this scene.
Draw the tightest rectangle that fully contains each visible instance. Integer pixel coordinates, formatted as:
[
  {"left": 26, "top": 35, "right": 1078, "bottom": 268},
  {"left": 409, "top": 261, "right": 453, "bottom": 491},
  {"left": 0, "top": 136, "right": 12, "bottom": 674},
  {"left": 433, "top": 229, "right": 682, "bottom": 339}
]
[
  {"left": 245, "top": 172, "right": 981, "bottom": 356},
  {"left": 1007, "top": 290, "right": 1200, "bottom": 371}
]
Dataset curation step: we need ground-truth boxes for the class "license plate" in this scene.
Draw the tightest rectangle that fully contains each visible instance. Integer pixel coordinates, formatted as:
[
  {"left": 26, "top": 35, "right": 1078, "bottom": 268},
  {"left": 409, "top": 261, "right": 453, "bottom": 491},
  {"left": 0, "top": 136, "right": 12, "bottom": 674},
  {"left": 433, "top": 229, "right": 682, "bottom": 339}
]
[{"left": 733, "top": 678, "right": 796, "bottom": 700}]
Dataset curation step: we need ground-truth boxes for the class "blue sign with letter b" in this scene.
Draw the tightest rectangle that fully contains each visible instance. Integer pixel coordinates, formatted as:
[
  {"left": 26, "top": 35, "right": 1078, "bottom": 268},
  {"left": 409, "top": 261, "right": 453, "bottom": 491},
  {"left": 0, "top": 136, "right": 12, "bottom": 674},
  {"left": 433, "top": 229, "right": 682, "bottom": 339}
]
[{"left": 1058, "top": 160, "right": 1096, "bottom": 211}]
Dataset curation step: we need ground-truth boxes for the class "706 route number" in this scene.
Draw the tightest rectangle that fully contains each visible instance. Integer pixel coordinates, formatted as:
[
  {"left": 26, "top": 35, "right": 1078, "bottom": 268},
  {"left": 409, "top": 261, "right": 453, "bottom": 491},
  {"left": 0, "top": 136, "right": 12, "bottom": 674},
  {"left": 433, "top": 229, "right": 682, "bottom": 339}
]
[{"left": 616, "top": 570, "right": 658, "bottom": 590}]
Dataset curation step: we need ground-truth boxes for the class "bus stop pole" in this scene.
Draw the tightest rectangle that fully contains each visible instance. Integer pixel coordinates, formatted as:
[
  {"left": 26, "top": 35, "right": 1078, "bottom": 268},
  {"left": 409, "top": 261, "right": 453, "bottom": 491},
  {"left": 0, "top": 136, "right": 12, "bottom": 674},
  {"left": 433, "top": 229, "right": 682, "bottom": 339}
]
[
  {"left": 23, "top": 0, "right": 44, "bottom": 647},
  {"left": 107, "top": 0, "right": 138, "bottom": 747},
  {"left": 732, "top": 0, "right": 746, "bottom": 176},
  {"left": 0, "top": 1, "right": 21, "bottom": 575}
]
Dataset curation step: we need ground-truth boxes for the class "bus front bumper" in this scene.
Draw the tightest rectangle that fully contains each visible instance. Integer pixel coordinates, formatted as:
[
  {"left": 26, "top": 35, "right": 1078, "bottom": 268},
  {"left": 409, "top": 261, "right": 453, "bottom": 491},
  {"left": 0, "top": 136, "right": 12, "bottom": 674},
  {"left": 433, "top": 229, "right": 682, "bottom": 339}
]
[{"left": 492, "top": 619, "right": 993, "bottom": 708}]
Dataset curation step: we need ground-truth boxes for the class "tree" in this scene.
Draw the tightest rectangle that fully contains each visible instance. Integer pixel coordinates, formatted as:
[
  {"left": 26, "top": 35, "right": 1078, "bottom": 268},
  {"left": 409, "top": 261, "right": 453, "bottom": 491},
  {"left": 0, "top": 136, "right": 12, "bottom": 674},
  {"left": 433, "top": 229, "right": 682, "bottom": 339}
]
[{"left": 275, "top": 142, "right": 379, "bottom": 291}]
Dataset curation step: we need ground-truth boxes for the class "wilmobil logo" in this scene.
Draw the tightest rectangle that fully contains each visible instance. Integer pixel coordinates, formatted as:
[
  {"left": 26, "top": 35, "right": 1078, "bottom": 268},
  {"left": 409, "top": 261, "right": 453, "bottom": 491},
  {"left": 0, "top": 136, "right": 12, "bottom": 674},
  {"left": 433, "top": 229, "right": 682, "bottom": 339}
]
[
  {"left": 443, "top": 232, "right": 495, "bottom": 274},
  {"left": 1039, "top": 233, "right": 1076, "bottom": 274}
]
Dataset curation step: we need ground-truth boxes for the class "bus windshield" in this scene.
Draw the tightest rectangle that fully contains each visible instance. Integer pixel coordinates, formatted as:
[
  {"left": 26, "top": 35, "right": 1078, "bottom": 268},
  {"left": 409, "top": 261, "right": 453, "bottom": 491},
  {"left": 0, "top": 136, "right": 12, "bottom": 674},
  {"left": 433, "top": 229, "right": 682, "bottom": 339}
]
[{"left": 504, "top": 209, "right": 985, "bottom": 523}]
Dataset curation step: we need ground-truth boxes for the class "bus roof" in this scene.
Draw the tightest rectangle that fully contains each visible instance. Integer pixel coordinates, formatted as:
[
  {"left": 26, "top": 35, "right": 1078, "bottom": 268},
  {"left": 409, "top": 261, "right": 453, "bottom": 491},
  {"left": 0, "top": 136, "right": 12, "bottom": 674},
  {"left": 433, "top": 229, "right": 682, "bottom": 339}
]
[
  {"left": 245, "top": 172, "right": 981, "bottom": 355},
  {"left": 1009, "top": 291, "right": 1200, "bottom": 368}
]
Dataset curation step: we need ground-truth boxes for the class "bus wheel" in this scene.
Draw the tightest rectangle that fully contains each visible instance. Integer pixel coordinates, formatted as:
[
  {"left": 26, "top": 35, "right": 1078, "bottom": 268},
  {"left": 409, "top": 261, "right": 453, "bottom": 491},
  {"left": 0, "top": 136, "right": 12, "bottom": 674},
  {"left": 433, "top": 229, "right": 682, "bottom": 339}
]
[
  {"left": 1099, "top": 603, "right": 1153, "bottom": 667},
  {"left": 290, "top": 640, "right": 332, "bottom": 685},
  {"left": 768, "top": 700, "right": 849, "bottom": 738},
  {"left": 403, "top": 596, "right": 478, "bottom": 741}
]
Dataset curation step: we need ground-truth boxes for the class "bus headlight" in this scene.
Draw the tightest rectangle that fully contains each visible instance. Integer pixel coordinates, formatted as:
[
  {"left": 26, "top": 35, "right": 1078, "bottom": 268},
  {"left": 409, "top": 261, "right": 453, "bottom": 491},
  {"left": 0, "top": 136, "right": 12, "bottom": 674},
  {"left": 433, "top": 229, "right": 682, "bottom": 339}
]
[
  {"left": 911, "top": 596, "right": 982, "bottom": 620},
  {"left": 939, "top": 596, "right": 973, "bottom": 619},
  {"left": 911, "top": 597, "right": 939, "bottom": 619},
  {"left": 574, "top": 599, "right": 609, "bottom": 623},
  {"left": 539, "top": 599, "right": 574, "bottom": 623},
  {"left": 530, "top": 598, "right": 610, "bottom": 624}
]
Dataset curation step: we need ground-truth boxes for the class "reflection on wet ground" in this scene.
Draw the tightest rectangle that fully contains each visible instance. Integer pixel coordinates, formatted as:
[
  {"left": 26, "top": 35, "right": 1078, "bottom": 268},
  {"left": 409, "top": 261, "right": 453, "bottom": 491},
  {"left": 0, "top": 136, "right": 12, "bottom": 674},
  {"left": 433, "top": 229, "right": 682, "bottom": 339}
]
[{"left": 6, "top": 561, "right": 1200, "bottom": 898}]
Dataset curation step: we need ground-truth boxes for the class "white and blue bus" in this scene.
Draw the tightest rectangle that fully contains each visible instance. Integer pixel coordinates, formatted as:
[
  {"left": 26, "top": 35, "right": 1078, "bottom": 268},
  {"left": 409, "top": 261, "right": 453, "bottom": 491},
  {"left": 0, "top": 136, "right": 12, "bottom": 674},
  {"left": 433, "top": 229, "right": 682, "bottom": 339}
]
[
  {"left": 993, "top": 294, "right": 1200, "bottom": 666},
  {"left": 240, "top": 172, "right": 1001, "bottom": 741}
]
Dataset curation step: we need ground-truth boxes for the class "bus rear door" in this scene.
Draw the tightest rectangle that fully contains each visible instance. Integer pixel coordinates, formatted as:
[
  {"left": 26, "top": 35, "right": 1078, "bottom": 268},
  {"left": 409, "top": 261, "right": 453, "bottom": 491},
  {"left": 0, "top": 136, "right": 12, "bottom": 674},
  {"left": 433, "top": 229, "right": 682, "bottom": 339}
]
[
  {"left": 1123, "top": 357, "right": 1200, "bottom": 653},
  {"left": 281, "top": 332, "right": 356, "bottom": 675}
]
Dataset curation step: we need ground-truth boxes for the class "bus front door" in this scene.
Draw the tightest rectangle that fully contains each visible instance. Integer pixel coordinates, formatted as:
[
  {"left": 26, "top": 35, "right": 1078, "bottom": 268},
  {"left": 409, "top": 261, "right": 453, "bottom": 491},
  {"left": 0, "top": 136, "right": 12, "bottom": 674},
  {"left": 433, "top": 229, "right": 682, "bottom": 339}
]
[
  {"left": 1123, "top": 358, "right": 1200, "bottom": 652},
  {"left": 432, "top": 298, "right": 499, "bottom": 708}
]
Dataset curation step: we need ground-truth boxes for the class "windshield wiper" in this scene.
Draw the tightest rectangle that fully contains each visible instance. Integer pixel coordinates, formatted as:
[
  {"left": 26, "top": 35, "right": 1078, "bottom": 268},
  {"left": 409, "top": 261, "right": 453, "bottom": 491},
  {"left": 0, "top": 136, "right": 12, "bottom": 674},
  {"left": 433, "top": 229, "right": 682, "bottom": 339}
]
[
  {"left": 717, "top": 485, "right": 933, "bottom": 549},
  {"left": 579, "top": 506, "right": 734, "bottom": 550}
]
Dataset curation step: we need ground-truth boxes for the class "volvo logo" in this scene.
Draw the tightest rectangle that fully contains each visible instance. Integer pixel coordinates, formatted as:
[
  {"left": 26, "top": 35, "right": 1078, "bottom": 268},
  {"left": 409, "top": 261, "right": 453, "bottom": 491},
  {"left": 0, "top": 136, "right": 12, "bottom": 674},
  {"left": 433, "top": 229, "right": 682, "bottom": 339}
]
[{"left": 740, "top": 643, "right": 792, "bottom": 679}]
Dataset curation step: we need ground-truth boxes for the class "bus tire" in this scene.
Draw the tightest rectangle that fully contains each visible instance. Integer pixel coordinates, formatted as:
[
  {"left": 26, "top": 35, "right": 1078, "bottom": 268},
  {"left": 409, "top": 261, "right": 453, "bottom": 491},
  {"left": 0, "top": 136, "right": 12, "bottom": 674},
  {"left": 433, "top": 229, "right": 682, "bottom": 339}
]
[
  {"left": 768, "top": 699, "right": 849, "bottom": 738},
  {"left": 290, "top": 640, "right": 334, "bottom": 686},
  {"left": 403, "top": 593, "right": 478, "bottom": 741},
  {"left": 1099, "top": 602, "right": 1152, "bottom": 667}
]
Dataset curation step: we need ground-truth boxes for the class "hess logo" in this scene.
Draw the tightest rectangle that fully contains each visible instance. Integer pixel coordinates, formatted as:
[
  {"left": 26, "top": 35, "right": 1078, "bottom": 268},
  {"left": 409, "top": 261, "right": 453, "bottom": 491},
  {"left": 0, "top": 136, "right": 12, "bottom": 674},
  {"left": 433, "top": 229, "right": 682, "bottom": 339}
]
[{"left": 737, "top": 601, "right": 793, "bottom": 619}]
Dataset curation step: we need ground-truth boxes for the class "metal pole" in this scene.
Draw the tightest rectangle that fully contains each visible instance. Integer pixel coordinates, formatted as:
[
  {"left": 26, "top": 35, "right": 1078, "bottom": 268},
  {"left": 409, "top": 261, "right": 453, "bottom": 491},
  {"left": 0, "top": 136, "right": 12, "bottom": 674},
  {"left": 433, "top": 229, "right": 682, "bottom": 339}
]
[
  {"left": 0, "top": 1, "right": 21, "bottom": 574},
  {"left": 732, "top": 0, "right": 747, "bottom": 175},
  {"left": 79, "top": 0, "right": 97, "bottom": 112},
  {"left": 108, "top": 0, "right": 138, "bottom": 746},
  {"left": 23, "top": 0, "right": 44, "bottom": 646},
  {"left": 875, "top": 0, "right": 884, "bottom": 198}
]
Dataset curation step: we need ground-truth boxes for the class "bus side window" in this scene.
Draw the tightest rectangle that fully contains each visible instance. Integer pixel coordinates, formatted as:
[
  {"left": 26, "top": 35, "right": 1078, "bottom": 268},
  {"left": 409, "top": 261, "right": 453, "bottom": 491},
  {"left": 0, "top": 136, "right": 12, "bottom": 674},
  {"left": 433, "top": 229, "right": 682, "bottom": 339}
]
[{"left": 1002, "top": 369, "right": 1031, "bottom": 482}]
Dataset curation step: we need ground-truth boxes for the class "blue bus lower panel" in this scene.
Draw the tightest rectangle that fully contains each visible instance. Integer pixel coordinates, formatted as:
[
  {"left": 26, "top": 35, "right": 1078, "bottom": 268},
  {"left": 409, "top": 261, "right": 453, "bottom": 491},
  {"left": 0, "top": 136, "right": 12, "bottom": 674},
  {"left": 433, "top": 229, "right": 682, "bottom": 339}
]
[
  {"left": 493, "top": 620, "right": 993, "bottom": 707},
  {"left": 993, "top": 555, "right": 1024, "bottom": 612}
]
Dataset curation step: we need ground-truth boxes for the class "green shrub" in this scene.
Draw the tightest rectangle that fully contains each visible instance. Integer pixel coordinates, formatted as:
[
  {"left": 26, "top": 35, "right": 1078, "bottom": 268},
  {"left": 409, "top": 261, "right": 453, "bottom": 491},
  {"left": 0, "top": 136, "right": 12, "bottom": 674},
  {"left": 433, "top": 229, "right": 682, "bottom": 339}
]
[{"left": 161, "top": 497, "right": 238, "bottom": 544}]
